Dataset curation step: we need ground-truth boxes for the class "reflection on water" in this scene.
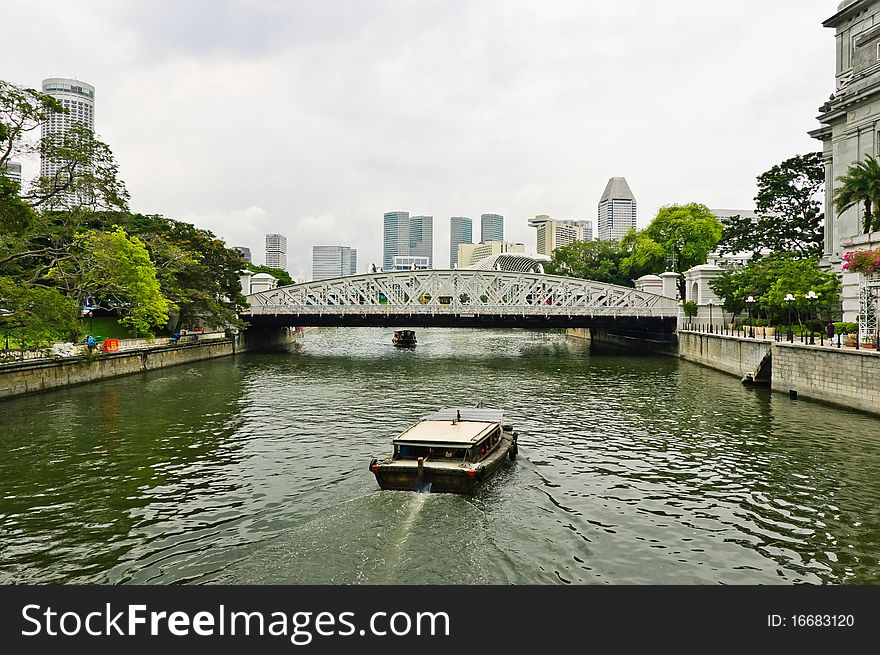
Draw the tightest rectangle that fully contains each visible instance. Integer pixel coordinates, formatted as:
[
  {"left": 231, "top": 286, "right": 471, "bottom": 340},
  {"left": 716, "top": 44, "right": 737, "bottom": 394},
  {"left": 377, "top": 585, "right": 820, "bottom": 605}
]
[{"left": 1, "top": 327, "right": 879, "bottom": 584}]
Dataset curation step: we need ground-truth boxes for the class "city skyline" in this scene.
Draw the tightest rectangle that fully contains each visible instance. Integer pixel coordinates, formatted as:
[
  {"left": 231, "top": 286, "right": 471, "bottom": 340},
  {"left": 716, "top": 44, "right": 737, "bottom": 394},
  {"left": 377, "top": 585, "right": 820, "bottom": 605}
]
[{"left": 5, "top": 1, "right": 832, "bottom": 279}]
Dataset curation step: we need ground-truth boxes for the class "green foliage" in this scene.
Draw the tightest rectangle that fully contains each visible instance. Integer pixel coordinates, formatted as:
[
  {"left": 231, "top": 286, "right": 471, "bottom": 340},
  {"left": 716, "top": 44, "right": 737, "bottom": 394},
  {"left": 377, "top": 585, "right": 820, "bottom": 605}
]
[
  {"left": 842, "top": 248, "right": 880, "bottom": 274},
  {"left": 833, "top": 154, "right": 880, "bottom": 234},
  {"left": 720, "top": 153, "right": 824, "bottom": 257},
  {"left": 49, "top": 226, "right": 169, "bottom": 336},
  {"left": 246, "top": 263, "right": 294, "bottom": 287},
  {"left": 834, "top": 322, "right": 858, "bottom": 334},
  {"left": 681, "top": 301, "right": 699, "bottom": 318},
  {"left": 709, "top": 255, "right": 839, "bottom": 326},
  {"left": 0, "top": 277, "right": 78, "bottom": 347},
  {"left": 125, "top": 215, "right": 248, "bottom": 331},
  {"left": 545, "top": 239, "right": 633, "bottom": 287}
]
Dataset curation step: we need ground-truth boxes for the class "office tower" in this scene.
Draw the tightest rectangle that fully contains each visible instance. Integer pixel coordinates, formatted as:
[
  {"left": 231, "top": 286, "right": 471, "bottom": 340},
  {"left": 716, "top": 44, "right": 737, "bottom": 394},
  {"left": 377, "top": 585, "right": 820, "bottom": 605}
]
[
  {"left": 3, "top": 161, "right": 22, "bottom": 188},
  {"left": 40, "top": 78, "right": 95, "bottom": 180},
  {"left": 409, "top": 215, "right": 433, "bottom": 268},
  {"left": 265, "top": 233, "right": 288, "bottom": 270},
  {"left": 480, "top": 213, "right": 504, "bottom": 243},
  {"left": 597, "top": 177, "right": 637, "bottom": 241},
  {"left": 312, "top": 245, "right": 358, "bottom": 280},
  {"left": 233, "top": 246, "right": 252, "bottom": 263},
  {"left": 383, "top": 211, "right": 410, "bottom": 271},
  {"left": 528, "top": 216, "right": 593, "bottom": 256},
  {"left": 449, "top": 217, "right": 473, "bottom": 269}
]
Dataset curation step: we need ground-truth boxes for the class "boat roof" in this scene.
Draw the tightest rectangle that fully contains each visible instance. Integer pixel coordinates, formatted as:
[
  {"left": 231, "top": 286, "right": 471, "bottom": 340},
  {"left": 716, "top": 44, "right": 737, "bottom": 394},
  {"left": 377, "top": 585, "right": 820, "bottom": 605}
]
[
  {"left": 423, "top": 408, "right": 504, "bottom": 423},
  {"left": 393, "top": 420, "right": 497, "bottom": 446}
]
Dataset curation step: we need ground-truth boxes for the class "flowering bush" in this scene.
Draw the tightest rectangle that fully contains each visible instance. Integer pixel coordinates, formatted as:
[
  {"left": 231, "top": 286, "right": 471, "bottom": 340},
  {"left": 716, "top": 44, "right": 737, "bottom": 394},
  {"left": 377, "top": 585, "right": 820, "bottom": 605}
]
[{"left": 842, "top": 249, "right": 880, "bottom": 274}]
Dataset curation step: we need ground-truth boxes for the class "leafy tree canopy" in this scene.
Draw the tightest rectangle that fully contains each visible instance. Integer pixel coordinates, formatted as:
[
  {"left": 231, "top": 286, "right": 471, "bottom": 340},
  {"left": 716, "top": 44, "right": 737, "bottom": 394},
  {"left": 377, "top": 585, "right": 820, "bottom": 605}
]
[
  {"left": 708, "top": 254, "right": 839, "bottom": 326},
  {"left": 545, "top": 239, "right": 633, "bottom": 287},
  {"left": 719, "top": 152, "right": 825, "bottom": 257},
  {"left": 246, "top": 263, "right": 294, "bottom": 287}
]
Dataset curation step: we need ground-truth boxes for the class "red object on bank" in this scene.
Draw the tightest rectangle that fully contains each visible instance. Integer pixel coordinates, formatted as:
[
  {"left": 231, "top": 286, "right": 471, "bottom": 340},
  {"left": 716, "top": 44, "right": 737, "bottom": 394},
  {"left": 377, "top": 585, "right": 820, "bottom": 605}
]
[{"left": 102, "top": 338, "right": 119, "bottom": 352}]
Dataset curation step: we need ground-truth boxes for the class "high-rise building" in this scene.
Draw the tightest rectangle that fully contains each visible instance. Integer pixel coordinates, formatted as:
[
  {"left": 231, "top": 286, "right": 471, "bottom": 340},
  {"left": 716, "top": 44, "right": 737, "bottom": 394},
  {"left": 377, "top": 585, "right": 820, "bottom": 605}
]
[
  {"left": 528, "top": 216, "right": 593, "bottom": 256},
  {"left": 383, "top": 211, "right": 410, "bottom": 271},
  {"left": 3, "top": 161, "right": 22, "bottom": 188},
  {"left": 597, "top": 177, "right": 637, "bottom": 241},
  {"left": 392, "top": 255, "right": 431, "bottom": 270},
  {"left": 409, "top": 215, "right": 433, "bottom": 268},
  {"left": 449, "top": 217, "right": 472, "bottom": 269},
  {"left": 312, "top": 245, "right": 358, "bottom": 280},
  {"left": 457, "top": 240, "right": 526, "bottom": 268},
  {"left": 233, "top": 246, "right": 252, "bottom": 263},
  {"left": 265, "top": 233, "right": 287, "bottom": 270},
  {"left": 480, "top": 213, "right": 504, "bottom": 243},
  {"left": 40, "top": 78, "right": 95, "bottom": 180}
]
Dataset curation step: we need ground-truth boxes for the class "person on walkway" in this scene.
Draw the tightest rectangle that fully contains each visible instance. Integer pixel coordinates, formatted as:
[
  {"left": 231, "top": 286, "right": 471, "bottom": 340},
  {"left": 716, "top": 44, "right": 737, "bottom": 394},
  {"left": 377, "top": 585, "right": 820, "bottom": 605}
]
[
  {"left": 86, "top": 335, "right": 97, "bottom": 353},
  {"left": 827, "top": 321, "right": 835, "bottom": 340}
]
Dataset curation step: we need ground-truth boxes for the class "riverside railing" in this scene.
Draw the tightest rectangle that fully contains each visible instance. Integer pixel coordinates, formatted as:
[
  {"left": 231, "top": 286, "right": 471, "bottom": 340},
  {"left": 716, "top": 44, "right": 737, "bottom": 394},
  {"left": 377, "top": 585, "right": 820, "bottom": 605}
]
[{"left": 681, "top": 323, "right": 869, "bottom": 350}]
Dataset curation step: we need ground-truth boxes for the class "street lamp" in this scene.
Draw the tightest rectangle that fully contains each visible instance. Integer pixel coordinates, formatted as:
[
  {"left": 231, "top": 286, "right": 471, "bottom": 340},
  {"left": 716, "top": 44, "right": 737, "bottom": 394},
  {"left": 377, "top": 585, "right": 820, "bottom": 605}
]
[
  {"left": 707, "top": 299, "right": 714, "bottom": 333},
  {"left": 784, "top": 293, "right": 796, "bottom": 342},
  {"left": 746, "top": 295, "right": 756, "bottom": 338},
  {"left": 805, "top": 290, "right": 820, "bottom": 345}
]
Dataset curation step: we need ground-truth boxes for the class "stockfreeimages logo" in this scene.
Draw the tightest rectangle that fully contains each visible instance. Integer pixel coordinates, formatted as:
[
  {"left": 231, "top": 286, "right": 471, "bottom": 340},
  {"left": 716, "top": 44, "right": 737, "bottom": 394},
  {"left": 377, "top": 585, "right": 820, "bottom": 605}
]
[{"left": 21, "top": 604, "right": 451, "bottom": 645}]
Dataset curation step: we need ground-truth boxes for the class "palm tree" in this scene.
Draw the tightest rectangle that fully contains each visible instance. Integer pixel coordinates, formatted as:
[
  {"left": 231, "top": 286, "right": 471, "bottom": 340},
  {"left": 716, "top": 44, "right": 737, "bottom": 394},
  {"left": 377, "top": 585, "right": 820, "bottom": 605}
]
[{"left": 833, "top": 155, "right": 880, "bottom": 233}]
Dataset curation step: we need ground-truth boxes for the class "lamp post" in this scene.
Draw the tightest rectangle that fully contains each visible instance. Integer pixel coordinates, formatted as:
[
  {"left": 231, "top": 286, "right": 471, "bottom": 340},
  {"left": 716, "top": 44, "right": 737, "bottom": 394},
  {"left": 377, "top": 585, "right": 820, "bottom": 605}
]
[
  {"left": 806, "top": 290, "right": 819, "bottom": 345},
  {"left": 784, "top": 293, "right": 795, "bottom": 342},
  {"left": 746, "top": 295, "right": 756, "bottom": 338},
  {"left": 707, "top": 299, "right": 714, "bottom": 333}
]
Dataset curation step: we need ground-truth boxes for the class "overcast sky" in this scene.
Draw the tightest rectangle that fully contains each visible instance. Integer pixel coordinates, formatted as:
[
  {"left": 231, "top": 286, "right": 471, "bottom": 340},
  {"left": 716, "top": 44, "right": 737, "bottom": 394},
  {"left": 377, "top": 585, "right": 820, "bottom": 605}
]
[{"left": 6, "top": 0, "right": 836, "bottom": 279}]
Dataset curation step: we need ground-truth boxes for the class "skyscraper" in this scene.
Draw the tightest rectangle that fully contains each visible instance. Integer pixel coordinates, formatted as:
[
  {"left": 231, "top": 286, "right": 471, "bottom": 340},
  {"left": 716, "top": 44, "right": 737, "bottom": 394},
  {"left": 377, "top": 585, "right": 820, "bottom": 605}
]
[
  {"left": 3, "top": 161, "right": 22, "bottom": 188},
  {"left": 529, "top": 216, "right": 592, "bottom": 256},
  {"left": 383, "top": 211, "right": 410, "bottom": 271},
  {"left": 597, "top": 177, "right": 637, "bottom": 241},
  {"left": 312, "top": 245, "right": 357, "bottom": 280},
  {"left": 449, "top": 216, "right": 473, "bottom": 268},
  {"left": 265, "top": 233, "right": 287, "bottom": 270},
  {"left": 40, "top": 78, "right": 95, "bottom": 180},
  {"left": 409, "top": 215, "right": 433, "bottom": 268},
  {"left": 480, "top": 213, "right": 504, "bottom": 243},
  {"left": 233, "top": 246, "right": 252, "bottom": 263}
]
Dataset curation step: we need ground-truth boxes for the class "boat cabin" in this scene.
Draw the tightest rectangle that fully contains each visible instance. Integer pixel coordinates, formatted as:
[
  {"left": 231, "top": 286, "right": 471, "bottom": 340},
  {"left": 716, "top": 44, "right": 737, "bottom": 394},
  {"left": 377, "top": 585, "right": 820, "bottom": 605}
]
[{"left": 392, "top": 411, "right": 504, "bottom": 464}]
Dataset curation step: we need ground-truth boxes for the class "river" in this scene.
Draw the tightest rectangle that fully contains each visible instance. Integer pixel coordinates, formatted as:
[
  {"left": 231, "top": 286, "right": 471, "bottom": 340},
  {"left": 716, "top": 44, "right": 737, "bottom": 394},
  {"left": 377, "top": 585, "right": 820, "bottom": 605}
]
[{"left": 1, "top": 327, "right": 879, "bottom": 584}]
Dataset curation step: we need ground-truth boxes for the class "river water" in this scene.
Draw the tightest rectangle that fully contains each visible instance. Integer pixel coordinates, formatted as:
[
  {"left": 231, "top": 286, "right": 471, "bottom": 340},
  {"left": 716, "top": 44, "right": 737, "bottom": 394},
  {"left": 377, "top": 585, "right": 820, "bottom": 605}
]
[{"left": 1, "top": 328, "right": 879, "bottom": 584}]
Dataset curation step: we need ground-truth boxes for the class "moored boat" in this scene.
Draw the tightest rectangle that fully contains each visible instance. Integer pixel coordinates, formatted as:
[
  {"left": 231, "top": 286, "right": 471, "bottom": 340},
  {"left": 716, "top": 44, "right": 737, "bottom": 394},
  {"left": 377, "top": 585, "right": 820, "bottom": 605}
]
[
  {"left": 392, "top": 330, "right": 417, "bottom": 347},
  {"left": 369, "top": 408, "right": 518, "bottom": 493}
]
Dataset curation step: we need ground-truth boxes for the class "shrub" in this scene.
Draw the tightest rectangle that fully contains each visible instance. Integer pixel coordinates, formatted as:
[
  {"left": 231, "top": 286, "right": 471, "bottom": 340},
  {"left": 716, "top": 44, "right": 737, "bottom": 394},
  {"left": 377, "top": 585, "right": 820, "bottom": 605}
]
[
  {"left": 843, "top": 249, "right": 880, "bottom": 274},
  {"left": 834, "top": 321, "right": 859, "bottom": 334},
  {"left": 682, "top": 301, "right": 699, "bottom": 318}
]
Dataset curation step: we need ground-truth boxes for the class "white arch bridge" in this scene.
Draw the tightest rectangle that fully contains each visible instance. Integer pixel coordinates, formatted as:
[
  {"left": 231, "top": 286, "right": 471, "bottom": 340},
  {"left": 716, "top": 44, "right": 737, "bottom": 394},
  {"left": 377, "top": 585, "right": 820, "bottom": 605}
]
[{"left": 244, "top": 270, "right": 678, "bottom": 339}]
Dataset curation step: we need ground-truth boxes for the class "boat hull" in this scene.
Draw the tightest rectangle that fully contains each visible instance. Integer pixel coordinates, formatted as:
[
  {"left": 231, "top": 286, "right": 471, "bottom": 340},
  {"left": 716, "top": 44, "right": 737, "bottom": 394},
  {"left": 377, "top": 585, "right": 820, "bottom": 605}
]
[{"left": 371, "top": 432, "right": 515, "bottom": 493}]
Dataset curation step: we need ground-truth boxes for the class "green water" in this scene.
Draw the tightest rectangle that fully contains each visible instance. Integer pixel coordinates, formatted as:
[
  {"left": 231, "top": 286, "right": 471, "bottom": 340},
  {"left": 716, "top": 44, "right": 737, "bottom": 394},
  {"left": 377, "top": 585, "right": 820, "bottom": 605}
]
[{"left": 1, "top": 328, "right": 879, "bottom": 584}]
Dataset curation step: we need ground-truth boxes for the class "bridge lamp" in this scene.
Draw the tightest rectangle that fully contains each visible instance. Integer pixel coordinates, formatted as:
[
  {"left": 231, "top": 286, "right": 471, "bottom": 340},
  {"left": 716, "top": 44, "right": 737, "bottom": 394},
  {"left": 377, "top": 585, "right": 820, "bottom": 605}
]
[
  {"left": 805, "top": 290, "right": 820, "bottom": 345},
  {"left": 745, "top": 295, "right": 756, "bottom": 338},
  {"left": 784, "top": 293, "right": 795, "bottom": 342},
  {"left": 707, "top": 299, "right": 714, "bottom": 332}
]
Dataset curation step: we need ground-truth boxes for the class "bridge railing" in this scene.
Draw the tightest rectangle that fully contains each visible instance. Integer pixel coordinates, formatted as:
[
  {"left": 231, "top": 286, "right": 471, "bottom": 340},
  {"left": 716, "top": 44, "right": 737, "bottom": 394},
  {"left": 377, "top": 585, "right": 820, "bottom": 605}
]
[{"left": 244, "top": 303, "right": 678, "bottom": 318}]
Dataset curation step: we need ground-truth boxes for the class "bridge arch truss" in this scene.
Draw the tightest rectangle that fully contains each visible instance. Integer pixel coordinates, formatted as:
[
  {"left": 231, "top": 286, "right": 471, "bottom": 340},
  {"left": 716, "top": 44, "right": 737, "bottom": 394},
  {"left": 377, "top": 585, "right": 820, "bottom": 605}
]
[{"left": 245, "top": 270, "right": 678, "bottom": 320}]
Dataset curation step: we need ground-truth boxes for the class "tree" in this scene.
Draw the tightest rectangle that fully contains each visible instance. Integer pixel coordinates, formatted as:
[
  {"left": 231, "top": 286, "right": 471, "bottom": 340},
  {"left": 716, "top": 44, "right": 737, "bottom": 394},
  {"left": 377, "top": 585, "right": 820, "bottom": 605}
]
[
  {"left": 0, "top": 277, "right": 78, "bottom": 347},
  {"left": 833, "top": 154, "right": 880, "bottom": 234},
  {"left": 48, "top": 226, "right": 169, "bottom": 336},
  {"left": 125, "top": 214, "right": 247, "bottom": 331},
  {"left": 246, "top": 263, "right": 294, "bottom": 287},
  {"left": 718, "top": 153, "right": 825, "bottom": 257},
  {"left": 622, "top": 203, "right": 723, "bottom": 298},
  {"left": 709, "top": 255, "right": 839, "bottom": 327},
  {"left": 545, "top": 239, "right": 633, "bottom": 287}
]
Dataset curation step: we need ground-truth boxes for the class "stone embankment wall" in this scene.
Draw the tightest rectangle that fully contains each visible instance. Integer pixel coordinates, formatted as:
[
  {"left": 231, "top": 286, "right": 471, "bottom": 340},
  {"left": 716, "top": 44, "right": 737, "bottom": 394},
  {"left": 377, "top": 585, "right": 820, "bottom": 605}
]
[
  {"left": 565, "top": 327, "right": 678, "bottom": 355},
  {"left": 678, "top": 331, "right": 772, "bottom": 381},
  {"left": 773, "top": 343, "right": 880, "bottom": 415},
  {"left": 678, "top": 330, "right": 880, "bottom": 416},
  {"left": 0, "top": 326, "right": 299, "bottom": 401},
  {"left": 0, "top": 340, "right": 235, "bottom": 401}
]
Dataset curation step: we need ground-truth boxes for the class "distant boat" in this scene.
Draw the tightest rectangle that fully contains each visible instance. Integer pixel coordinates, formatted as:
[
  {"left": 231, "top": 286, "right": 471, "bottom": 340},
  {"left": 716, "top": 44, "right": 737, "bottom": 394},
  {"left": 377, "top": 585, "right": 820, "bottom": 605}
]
[
  {"left": 392, "top": 330, "right": 417, "bottom": 348},
  {"left": 369, "top": 407, "right": 518, "bottom": 494}
]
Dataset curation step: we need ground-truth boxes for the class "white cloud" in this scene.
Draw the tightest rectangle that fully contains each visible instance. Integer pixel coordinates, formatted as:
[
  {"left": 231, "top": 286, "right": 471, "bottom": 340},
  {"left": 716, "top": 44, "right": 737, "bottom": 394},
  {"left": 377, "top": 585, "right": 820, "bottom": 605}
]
[{"left": 5, "top": 0, "right": 835, "bottom": 272}]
